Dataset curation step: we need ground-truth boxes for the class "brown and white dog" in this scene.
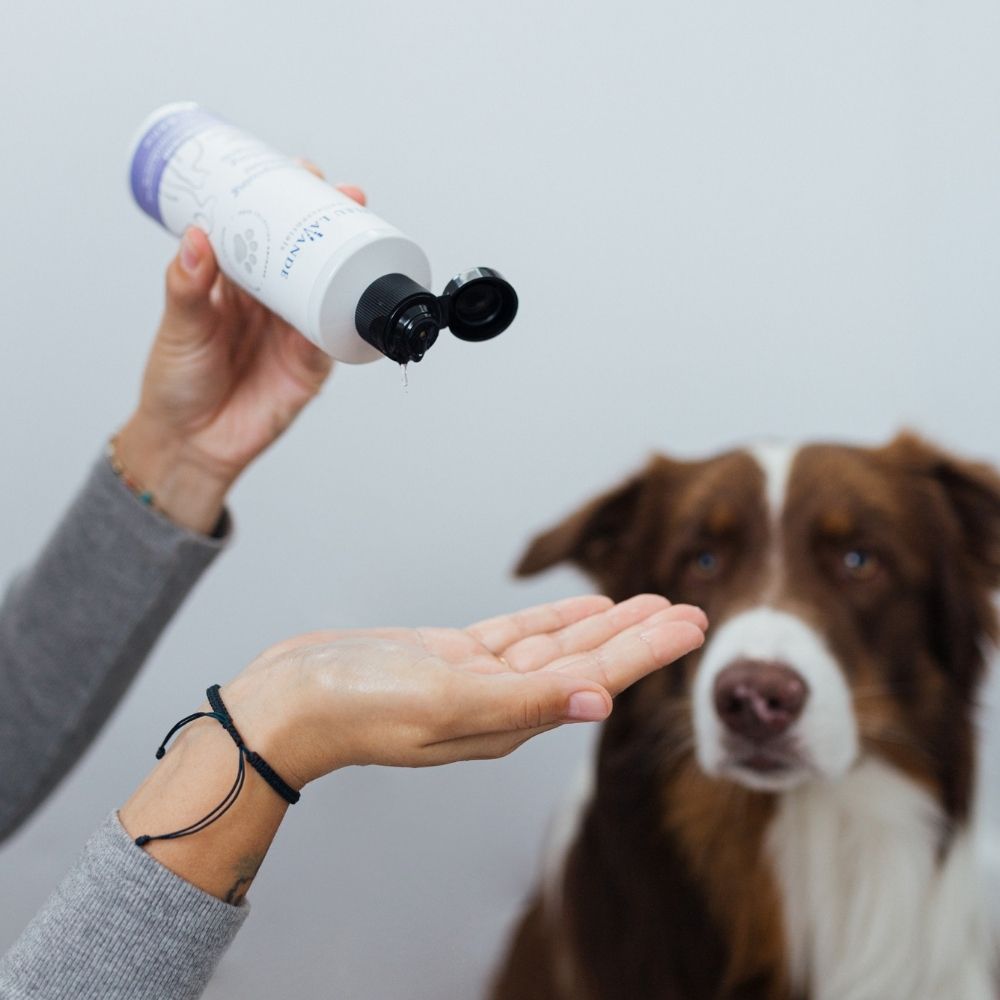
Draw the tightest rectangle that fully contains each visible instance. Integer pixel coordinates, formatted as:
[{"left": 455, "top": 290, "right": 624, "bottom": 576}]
[{"left": 491, "top": 433, "right": 1000, "bottom": 1000}]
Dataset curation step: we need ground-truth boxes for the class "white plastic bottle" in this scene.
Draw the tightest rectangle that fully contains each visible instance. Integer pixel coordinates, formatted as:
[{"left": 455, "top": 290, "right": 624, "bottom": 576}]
[{"left": 128, "top": 102, "right": 517, "bottom": 364}]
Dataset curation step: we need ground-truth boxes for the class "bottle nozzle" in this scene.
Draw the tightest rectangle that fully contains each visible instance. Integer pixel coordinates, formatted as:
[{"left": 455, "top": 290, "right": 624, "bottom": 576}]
[
  {"left": 386, "top": 303, "right": 440, "bottom": 363},
  {"left": 355, "top": 274, "right": 442, "bottom": 365},
  {"left": 355, "top": 268, "right": 518, "bottom": 364}
]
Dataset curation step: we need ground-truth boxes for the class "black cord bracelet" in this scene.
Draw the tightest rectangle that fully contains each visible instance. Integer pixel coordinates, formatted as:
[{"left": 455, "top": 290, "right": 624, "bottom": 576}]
[{"left": 134, "top": 684, "right": 300, "bottom": 848}]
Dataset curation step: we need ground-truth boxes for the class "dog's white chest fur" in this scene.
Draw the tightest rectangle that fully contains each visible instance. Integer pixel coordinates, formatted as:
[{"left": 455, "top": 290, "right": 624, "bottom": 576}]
[{"left": 766, "top": 758, "right": 996, "bottom": 1000}]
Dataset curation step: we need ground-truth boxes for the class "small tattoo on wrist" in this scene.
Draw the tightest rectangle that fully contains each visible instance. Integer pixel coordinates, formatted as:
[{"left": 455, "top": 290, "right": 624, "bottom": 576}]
[{"left": 223, "top": 855, "right": 262, "bottom": 905}]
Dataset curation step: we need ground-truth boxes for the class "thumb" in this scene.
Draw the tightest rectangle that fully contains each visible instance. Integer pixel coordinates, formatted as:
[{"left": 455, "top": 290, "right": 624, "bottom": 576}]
[
  {"left": 455, "top": 672, "right": 613, "bottom": 737},
  {"left": 162, "top": 227, "right": 219, "bottom": 339}
]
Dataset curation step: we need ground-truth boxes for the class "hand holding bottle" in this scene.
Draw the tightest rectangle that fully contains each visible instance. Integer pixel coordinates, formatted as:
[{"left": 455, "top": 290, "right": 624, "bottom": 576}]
[{"left": 117, "top": 168, "right": 365, "bottom": 534}]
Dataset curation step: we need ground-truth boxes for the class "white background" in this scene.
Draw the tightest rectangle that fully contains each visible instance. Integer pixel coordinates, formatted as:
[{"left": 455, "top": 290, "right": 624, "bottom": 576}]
[{"left": 2, "top": 1, "right": 1000, "bottom": 997}]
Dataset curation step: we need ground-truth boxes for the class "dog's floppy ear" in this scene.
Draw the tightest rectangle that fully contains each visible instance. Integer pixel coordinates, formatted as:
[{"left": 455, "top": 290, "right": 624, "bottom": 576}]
[
  {"left": 884, "top": 431, "right": 1000, "bottom": 588},
  {"left": 516, "top": 456, "right": 672, "bottom": 596},
  {"left": 883, "top": 431, "right": 1000, "bottom": 691}
]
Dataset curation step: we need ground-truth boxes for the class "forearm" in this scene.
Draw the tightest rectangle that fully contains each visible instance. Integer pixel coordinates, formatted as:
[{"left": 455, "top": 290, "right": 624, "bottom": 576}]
[
  {"left": 0, "top": 692, "right": 290, "bottom": 998},
  {"left": 0, "top": 811, "right": 248, "bottom": 1000},
  {"left": 0, "top": 452, "right": 228, "bottom": 841},
  {"left": 119, "top": 707, "right": 291, "bottom": 903}
]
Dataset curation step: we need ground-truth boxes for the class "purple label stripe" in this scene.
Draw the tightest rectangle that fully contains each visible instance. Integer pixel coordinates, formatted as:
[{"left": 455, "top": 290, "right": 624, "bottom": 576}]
[{"left": 130, "top": 107, "right": 220, "bottom": 225}]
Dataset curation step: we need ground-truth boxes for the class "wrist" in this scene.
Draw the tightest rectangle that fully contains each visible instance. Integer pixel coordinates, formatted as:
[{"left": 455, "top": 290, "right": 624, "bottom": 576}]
[
  {"left": 116, "top": 413, "right": 234, "bottom": 534},
  {"left": 220, "top": 673, "right": 313, "bottom": 792},
  {"left": 120, "top": 715, "right": 288, "bottom": 903}
]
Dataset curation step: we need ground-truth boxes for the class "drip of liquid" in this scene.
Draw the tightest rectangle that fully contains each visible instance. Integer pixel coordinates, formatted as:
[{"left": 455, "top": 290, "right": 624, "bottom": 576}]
[{"left": 401, "top": 363, "right": 409, "bottom": 392}]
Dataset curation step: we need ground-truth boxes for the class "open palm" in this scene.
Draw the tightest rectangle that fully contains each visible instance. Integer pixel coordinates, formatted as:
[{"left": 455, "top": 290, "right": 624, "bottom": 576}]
[{"left": 227, "top": 594, "right": 708, "bottom": 784}]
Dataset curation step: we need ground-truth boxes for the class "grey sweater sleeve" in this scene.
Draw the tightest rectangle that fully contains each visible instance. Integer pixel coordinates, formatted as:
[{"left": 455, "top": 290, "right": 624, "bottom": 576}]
[
  {"left": 0, "top": 454, "right": 229, "bottom": 841},
  {"left": 0, "top": 811, "right": 248, "bottom": 999}
]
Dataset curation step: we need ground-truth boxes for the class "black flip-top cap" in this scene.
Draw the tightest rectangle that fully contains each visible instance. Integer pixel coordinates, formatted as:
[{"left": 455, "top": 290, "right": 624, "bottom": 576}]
[
  {"left": 355, "top": 273, "right": 442, "bottom": 364},
  {"left": 442, "top": 268, "right": 518, "bottom": 342}
]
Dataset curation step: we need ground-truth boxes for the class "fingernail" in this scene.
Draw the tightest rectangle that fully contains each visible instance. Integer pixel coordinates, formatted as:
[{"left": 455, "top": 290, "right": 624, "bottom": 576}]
[
  {"left": 566, "top": 691, "right": 610, "bottom": 722},
  {"left": 180, "top": 230, "right": 201, "bottom": 274}
]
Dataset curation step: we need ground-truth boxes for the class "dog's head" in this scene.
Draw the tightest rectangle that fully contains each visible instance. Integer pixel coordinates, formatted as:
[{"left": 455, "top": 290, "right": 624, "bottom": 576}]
[{"left": 518, "top": 434, "right": 1000, "bottom": 811}]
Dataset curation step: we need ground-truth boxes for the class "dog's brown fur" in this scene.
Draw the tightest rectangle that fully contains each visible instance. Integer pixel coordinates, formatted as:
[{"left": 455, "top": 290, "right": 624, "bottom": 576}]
[{"left": 491, "top": 434, "right": 1000, "bottom": 1000}]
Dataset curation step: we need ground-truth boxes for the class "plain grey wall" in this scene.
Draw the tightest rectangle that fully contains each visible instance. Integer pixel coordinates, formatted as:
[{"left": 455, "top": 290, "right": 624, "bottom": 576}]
[{"left": 2, "top": 0, "right": 1000, "bottom": 996}]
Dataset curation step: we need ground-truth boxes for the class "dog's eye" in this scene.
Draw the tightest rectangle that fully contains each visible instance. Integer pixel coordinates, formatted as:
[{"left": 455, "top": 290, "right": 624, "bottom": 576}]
[
  {"left": 842, "top": 548, "right": 880, "bottom": 581},
  {"left": 690, "top": 550, "right": 721, "bottom": 579}
]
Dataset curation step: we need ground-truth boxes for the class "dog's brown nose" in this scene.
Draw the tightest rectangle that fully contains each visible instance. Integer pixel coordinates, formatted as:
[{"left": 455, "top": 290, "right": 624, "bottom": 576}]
[{"left": 713, "top": 660, "right": 809, "bottom": 742}]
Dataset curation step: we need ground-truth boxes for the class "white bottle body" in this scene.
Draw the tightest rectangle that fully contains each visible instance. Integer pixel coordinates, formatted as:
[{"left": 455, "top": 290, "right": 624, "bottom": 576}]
[{"left": 128, "top": 102, "right": 432, "bottom": 363}]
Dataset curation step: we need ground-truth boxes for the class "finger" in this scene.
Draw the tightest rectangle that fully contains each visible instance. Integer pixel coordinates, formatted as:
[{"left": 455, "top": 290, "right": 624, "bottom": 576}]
[
  {"left": 420, "top": 724, "right": 560, "bottom": 765},
  {"left": 161, "top": 227, "right": 220, "bottom": 342},
  {"left": 216, "top": 268, "right": 257, "bottom": 317},
  {"left": 293, "top": 158, "right": 367, "bottom": 206},
  {"left": 551, "top": 608, "right": 707, "bottom": 695},
  {"left": 296, "top": 157, "right": 325, "bottom": 180},
  {"left": 216, "top": 273, "right": 266, "bottom": 368},
  {"left": 441, "top": 670, "right": 613, "bottom": 741},
  {"left": 501, "top": 593, "right": 671, "bottom": 673},
  {"left": 335, "top": 183, "right": 366, "bottom": 206},
  {"left": 467, "top": 595, "right": 614, "bottom": 654}
]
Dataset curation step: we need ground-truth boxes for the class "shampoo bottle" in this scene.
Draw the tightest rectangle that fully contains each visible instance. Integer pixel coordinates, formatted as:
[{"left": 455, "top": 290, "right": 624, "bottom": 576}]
[{"left": 128, "top": 103, "right": 517, "bottom": 364}]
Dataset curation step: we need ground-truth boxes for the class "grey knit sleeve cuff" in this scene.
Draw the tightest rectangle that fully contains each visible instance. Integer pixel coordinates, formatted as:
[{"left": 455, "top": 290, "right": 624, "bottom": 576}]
[
  {"left": 0, "top": 812, "right": 249, "bottom": 1000},
  {"left": 93, "top": 449, "right": 233, "bottom": 553}
]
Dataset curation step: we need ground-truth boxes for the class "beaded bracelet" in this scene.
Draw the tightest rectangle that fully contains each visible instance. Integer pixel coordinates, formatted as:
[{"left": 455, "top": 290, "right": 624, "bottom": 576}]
[
  {"left": 134, "top": 684, "right": 300, "bottom": 848},
  {"left": 107, "top": 435, "right": 157, "bottom": 509}
]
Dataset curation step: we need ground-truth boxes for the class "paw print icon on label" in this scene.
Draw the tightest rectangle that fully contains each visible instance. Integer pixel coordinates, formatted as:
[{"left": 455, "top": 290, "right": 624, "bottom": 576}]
[
  {"left": 226, "top": 211, "right": 270, "bottom": 292},
  {"left": 233, "top": 229, "right": 259, "bottom": 275}
]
